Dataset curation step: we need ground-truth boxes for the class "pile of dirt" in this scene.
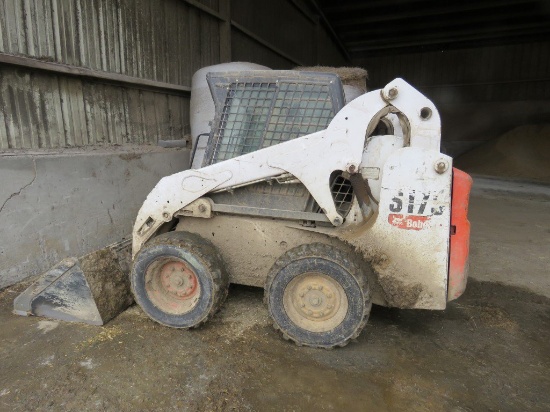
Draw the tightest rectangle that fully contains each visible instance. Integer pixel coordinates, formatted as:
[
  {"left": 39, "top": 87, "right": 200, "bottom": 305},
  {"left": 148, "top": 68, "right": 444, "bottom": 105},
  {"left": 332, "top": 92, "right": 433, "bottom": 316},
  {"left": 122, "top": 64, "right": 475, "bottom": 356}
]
[
  {"left": 455, "top": 124, "right": 550, "bottom": 183},
  {"left": 294, "top": 66, "right": 368, "bottom": 91}
]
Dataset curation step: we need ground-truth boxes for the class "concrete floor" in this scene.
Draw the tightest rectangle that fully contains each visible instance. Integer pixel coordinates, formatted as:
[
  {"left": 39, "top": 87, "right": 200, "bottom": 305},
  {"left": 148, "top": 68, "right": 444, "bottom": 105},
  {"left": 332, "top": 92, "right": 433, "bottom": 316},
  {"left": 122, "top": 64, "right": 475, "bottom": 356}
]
[
  {"left": 469, "top": 176, "right": 550, "bottom": 297},
  {"left": 0, "top": 177, "right": 549, "bottom": 411}
]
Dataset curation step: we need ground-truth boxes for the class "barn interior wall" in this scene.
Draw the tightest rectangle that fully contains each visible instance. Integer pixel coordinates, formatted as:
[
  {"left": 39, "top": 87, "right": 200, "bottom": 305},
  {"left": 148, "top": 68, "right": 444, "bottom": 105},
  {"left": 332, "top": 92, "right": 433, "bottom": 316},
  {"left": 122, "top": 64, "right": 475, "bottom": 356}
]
[
  {"left": 0, "top": 0, "right": 348, "bottom": 288},
  {"left": 355, "top": 40, "right": 550, "bottom": 156},
  {"left": 0, "top": 0, "right": 348, "bottom": 150}
]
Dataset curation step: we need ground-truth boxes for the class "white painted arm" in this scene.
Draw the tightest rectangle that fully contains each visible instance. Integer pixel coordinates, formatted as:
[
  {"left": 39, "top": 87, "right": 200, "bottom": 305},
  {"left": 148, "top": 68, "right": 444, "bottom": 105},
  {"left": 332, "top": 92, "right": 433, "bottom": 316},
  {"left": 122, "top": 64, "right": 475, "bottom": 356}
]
[{"left": 132, "top": 79, "right": 441, "bottom": 254}]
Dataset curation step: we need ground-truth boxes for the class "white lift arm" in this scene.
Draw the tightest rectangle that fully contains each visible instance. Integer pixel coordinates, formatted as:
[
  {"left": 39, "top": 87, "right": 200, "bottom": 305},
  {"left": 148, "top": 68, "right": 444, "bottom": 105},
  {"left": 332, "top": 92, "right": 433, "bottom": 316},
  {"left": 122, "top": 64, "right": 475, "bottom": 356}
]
[{"left": 132, "top": 79, "right": 441, "bottom": 255}]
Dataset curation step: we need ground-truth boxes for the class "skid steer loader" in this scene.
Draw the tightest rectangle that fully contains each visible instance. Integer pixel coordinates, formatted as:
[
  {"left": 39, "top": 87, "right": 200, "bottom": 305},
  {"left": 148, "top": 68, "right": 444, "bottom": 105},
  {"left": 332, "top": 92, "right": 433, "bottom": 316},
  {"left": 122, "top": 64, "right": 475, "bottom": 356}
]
[{"left": 130, "top": 70, "right": 472, "bottom": 348}]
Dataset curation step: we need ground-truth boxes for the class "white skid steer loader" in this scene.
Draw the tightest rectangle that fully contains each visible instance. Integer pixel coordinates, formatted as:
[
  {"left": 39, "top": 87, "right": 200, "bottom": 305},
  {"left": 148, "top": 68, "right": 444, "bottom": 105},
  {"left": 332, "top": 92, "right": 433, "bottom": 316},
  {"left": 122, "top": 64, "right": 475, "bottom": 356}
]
[{"left": 131, "top": 70, "right": 472, "bottom": 348}]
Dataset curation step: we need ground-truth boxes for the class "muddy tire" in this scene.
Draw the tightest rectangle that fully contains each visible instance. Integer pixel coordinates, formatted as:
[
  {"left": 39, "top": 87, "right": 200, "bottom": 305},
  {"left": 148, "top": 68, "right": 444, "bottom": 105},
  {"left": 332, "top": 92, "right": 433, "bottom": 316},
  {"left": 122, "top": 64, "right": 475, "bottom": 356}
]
[
  {"left": 131, "top": 231, "right": 229, "bottom": 328},
  {"left": 265, "top": 243, "right": 371, "bottom": 348}
]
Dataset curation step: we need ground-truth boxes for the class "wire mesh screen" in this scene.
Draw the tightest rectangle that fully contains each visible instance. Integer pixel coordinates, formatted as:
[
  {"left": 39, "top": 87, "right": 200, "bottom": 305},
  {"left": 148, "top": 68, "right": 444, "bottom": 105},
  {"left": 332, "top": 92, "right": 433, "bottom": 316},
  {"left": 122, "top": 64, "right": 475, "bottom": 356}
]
[
  {"left": 310, "top": 172, "right": 354, "bottom": 218},
  {"left": 262, "top": 82, "right": 336, "bottom": 147},
  {"left": 211, "top": 82, "right": 277, "bottom": 162},
  {"left": 204, "top": 71, "right": 344, "bottom": 165},
  {"left": 330, "top": 175, "right": 354, "bottom": 216}
]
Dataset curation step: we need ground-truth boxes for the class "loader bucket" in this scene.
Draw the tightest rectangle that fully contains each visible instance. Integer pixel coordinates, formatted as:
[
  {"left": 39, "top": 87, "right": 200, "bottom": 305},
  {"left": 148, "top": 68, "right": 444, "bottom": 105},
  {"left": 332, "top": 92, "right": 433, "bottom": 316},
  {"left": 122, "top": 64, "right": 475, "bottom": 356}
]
[{"left": 13, "top": 239, "right": 134, "bottom": 326}]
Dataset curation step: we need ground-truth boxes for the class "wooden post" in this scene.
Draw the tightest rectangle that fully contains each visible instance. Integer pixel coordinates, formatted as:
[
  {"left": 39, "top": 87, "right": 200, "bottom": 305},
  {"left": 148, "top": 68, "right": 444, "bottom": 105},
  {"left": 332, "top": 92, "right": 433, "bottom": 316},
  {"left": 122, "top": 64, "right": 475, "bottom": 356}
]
[
  {"left": 219, "top": 0, "right": 232, "bottom": 63},
  {"left": 314, "top": 15, "right": 320, "bottom": 65}
]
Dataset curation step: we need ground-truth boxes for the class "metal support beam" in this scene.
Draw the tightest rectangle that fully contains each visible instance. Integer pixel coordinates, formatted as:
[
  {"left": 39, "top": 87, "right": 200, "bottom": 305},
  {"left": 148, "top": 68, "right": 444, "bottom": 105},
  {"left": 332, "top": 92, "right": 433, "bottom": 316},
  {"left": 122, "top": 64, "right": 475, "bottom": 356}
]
[
  {"left": 334, "top": 0, "right": 542, "bottom": 27},
  {"left": 211, "top": 203, "right": 330, "bottom": 222},
  {"left": 323, "top": 0, "right": 536, "bottom": 14},
  {"left": 231, "top": 21, "right": 306, "bottom": 66},
  {"left": 0, "top": 53, "right": 191, "bottom": 95},
  {"left": 182, "top": 0, "right": 225, "bottom": 21},
  {"left": 287, "top": 0, "right": 317, "bottom": 23},
  {"left": 341, "top": 10, "right": 544, "bottom": 40},
  {"left": 349, "top": 25, "right": 550, "bottom": 53},
  {"left": 307, "top": 0, "right": 352, "bottom": 63},
  {"left": 182, "top": 0, "right": 351, "bottom": 69},
  {"left": 314, "top": 15, "right": 320, "bottom": 65}
]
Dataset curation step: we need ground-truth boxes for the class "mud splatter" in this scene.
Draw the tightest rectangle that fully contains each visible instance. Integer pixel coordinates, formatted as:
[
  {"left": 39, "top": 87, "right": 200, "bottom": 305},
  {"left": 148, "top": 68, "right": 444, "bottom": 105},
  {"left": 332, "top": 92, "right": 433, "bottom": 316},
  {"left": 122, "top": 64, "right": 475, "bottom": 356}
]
[
  {"left": 376, "top": 275, "right": 423, "bottom": 308},
  {"left": 37, "top": 320, "right": 59, "bottom": 334}
]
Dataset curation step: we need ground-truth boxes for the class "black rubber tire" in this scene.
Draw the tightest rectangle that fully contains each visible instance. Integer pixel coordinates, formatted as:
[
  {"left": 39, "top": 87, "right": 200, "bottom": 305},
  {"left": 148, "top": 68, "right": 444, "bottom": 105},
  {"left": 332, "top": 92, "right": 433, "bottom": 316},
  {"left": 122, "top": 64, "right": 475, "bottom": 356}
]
[
  {"left": 131, "top": 231, "right": 229, "bottom": 328},
  {"left": 265, "top": 243, "right": 371, "bottom": 349}
]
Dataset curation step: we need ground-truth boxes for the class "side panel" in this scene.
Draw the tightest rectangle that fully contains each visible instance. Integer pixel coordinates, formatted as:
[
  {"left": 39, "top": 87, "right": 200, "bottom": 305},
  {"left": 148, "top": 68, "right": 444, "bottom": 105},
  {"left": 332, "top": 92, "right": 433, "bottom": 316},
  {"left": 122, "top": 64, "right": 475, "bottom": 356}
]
[
  {"left": 177, "top": 147, "right": 454, "bottom": 310},
  {"left": 350, "top": 147, "right": 453, "bottom": 309},
  {"left": 175, "top": 215, "right": 388, "bottom": 306},
  {"left": 447, "top": 168, "right": 473, "bottom": 301},
  {"left": 176, "top": 217, "right": 337, "bottom": 282}
]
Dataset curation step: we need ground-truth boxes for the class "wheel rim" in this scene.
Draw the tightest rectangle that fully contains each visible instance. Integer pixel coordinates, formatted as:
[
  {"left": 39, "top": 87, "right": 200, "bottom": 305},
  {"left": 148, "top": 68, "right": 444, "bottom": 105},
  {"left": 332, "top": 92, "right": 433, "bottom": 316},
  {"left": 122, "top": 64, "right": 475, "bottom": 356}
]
[
  {"left": 283, "top": 272, "right": 349, "bottom": 333},
  {"left": 145, "top": 257, "right": 201, "bottom": 315}
]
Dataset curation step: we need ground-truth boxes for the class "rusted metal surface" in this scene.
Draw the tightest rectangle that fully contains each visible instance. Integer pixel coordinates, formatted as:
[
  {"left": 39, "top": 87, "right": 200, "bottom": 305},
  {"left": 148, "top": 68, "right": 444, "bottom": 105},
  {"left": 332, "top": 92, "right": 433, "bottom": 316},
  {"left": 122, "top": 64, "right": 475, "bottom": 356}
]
[{"left": 144, "top": 257, "right": 201, "bottom": 315}]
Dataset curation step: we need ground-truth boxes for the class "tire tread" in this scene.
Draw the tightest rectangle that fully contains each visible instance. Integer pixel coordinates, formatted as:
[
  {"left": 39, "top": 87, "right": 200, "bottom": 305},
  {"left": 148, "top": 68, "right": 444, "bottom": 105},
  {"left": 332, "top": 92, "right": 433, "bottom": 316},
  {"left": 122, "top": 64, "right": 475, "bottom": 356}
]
[{"left": 265, "top": 243, "right": 371, "bottom": 349}]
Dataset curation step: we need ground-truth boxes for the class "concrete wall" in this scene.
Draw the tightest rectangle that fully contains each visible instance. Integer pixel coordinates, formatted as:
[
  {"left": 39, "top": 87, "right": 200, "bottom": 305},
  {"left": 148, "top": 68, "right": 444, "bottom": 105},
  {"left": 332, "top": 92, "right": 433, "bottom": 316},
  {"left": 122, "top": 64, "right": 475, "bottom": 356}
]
[{"left": 0, "top": 147, "right": 189, "bottom": 289}]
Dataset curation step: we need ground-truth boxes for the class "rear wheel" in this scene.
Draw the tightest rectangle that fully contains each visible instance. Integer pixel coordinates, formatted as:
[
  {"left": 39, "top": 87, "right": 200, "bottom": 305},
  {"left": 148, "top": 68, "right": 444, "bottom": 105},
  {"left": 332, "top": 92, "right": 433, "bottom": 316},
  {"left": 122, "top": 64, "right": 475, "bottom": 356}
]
[
  {"left": 131, "top": 231, "right": 229, "bottom": 328},
  {"left": 265, "top": 243, "right": 371, "bottom": 348}
]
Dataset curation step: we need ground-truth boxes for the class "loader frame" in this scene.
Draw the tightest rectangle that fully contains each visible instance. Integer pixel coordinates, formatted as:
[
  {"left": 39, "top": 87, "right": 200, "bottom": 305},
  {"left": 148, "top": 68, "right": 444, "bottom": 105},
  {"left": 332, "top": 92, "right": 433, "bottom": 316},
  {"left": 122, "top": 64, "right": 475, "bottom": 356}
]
[{"left": 133, "top": 78, "right": 459, "bottom": 310}]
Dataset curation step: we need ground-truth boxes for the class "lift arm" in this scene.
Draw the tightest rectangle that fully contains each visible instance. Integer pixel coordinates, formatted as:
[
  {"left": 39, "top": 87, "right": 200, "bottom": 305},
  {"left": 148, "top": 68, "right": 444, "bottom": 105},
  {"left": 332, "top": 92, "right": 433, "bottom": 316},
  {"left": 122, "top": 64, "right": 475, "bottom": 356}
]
[{"left": 132, "top": 79, "right": 441, "bottom": 255}]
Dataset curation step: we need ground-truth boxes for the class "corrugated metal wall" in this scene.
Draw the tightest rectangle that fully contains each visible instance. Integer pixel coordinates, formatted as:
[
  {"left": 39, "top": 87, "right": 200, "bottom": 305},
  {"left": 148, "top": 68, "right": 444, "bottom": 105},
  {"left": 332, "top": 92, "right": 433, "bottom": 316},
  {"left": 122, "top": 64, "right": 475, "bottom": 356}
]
[
  {"left": 0, "top": 0, "right": 348, "bottom": 150},
  {"left": 0, "top": 67, "right": 190, "bottom": 149},
  {"left": 0, "top": 0, "right": 220, "bottom": 85},
  {"left": 231, "top": 0, "right": 316, "bottom": 66},
  {"left": 358, "top": 40, "right": 550, "bottom": 105},
  {"left": 231, "top": 0, "right": 348, "bottom": 68},
  {"left": 355, "top": 40, "right": 550, "bottom": 149},
  {"left": 0, "top": 0, "right": 221, "bottom": 149}
]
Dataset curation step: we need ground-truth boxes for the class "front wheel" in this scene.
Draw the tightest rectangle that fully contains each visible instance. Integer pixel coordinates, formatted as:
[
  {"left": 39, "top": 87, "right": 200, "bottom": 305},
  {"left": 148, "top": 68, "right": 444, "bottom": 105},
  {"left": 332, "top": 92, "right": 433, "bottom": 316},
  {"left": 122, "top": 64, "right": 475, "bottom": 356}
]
[
  {"left": 131, "top": 231, "right": 229, "bottom": 328},
  {"left": 265, "top": 243, "right": 371, "bottom": 348}
]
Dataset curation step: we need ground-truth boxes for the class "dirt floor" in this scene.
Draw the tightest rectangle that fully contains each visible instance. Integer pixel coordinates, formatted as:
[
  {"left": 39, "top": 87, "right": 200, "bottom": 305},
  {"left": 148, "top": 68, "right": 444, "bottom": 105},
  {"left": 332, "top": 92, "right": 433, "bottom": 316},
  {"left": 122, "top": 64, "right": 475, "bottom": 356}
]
[
  {"left": 455, "top": 124, "right": 550, "bottom": 184},
  {"left": 0, "top": 177, "right": 549, "bottom": 412}
]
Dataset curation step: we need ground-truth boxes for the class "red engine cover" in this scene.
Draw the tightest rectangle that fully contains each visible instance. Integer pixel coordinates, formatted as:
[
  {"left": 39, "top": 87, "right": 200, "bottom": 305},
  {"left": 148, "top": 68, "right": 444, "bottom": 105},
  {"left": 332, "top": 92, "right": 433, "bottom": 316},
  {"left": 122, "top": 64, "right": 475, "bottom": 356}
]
[{"left": 448, "top": 168, "right": 473, "bottom": 301}]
